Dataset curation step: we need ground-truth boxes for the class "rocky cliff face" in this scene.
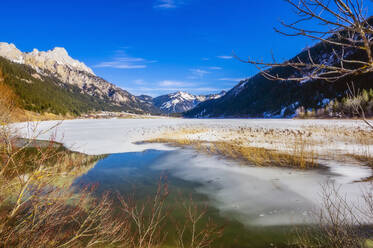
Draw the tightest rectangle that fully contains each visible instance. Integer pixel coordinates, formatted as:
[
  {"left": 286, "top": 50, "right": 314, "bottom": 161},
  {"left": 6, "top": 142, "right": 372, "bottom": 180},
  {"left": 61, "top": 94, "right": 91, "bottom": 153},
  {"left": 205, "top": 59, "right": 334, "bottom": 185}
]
[
  {"left": 0, "top": 42, "right": 150, "bottom": 112},
  {"left": 0, "top": 43, "right": 94, "bottom": 75}
]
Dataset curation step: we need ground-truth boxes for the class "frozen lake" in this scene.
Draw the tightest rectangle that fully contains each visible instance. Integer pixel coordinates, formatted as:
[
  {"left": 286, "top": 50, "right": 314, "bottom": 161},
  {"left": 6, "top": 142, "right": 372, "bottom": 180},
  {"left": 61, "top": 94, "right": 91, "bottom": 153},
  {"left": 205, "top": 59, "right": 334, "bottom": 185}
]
[
  {"left": 15, "top": 118, "right": 369, "bottom": 155},
  {"left": 15, "top": 118, "right": 373, "bottom": 247}
]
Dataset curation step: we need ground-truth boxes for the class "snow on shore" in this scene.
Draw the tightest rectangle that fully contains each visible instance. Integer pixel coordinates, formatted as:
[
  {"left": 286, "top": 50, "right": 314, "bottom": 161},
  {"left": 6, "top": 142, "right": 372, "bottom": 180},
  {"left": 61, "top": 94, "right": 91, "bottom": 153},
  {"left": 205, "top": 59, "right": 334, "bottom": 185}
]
[{"left": 14, "top": 118, "right": 369, "bottom": 155}]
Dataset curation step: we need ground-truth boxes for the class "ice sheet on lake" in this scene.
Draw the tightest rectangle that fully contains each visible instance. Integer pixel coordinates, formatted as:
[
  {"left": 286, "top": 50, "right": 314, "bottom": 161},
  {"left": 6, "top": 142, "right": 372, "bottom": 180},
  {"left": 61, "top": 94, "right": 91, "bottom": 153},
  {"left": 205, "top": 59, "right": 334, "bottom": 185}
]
[
  {"left": 13, "top": 118, "right": 368, "bottom": 155},
  {"left": 152, "top": 149, "right": 372, "bottom": 226}
]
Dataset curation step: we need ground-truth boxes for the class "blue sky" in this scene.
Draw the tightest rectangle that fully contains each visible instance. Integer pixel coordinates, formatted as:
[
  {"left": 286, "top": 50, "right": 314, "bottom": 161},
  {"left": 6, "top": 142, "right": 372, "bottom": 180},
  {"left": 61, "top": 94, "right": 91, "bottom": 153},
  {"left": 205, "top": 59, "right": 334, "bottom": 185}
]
[{"left": 1, "top": 0, "right": 372, "bottom": 97}]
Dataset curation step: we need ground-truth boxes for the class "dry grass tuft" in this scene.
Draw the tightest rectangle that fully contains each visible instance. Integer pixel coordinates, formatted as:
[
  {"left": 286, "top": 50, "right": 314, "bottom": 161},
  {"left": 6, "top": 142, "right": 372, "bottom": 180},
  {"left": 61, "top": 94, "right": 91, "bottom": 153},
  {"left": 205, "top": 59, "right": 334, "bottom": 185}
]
[
  {"left": 349, "top": 154, "right": 373, "bottom": 168},
  {"left": 148, "top": 137, "right": 318, "bottom": 169},
  {"left": 145, "top": 122, "right": 373, "bottom": 170}
]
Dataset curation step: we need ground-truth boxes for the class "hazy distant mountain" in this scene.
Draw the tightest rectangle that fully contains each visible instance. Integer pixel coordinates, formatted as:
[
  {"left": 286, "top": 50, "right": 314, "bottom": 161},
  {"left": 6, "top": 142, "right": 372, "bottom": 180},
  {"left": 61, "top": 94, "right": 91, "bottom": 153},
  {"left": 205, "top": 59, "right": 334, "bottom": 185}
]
[
  {"left": 0, "top": 42, "right": 156, "bottom": 114},
  {"left": 153, "top": 91, "right": 226, "bottom": 114}
]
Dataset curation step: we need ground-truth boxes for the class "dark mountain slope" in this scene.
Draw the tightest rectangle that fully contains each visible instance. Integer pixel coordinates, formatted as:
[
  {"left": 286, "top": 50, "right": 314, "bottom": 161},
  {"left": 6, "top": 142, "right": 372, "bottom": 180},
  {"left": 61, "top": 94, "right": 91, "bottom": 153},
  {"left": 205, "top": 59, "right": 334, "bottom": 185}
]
[{"left": 185, "top": 32, "right": 373, "bottom": 118}]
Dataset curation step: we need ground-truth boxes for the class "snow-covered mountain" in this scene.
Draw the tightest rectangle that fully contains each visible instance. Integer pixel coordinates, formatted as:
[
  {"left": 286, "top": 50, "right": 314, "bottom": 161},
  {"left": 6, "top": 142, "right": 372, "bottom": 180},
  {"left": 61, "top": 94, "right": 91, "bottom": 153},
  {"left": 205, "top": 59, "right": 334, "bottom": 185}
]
[
  {"left": 153, "top": 91, "right": 226, "bottom": 114},
  {"left": 0, "top": 42, "right": 155, "bottom": 113}
]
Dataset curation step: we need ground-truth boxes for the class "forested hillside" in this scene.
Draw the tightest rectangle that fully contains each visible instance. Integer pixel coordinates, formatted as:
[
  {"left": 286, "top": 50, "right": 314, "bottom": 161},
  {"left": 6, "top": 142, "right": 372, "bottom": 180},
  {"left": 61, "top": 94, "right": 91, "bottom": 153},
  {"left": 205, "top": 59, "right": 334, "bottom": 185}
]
[
  {"left": 0, "top": 43, "right": 160, "bottom": 116},
  {"left": 0, "top": 57, "right": 125, "bottom": 116}
]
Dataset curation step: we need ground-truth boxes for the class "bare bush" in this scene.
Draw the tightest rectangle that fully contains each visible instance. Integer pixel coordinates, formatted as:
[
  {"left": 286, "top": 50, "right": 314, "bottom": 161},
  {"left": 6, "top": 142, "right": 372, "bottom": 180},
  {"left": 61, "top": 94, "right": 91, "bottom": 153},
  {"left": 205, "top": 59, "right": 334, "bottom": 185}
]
[
  {"left": 117, "top": 178, "right": 169, "bottom": 248},
  {"left": 0, "top": 186, "right": 135, "bottom": 248},
  {"left": 295, "top": 182, "right": 373, "bottom": 248},
  {"left": 174, "top": 197, "right": 224, "bottom": 248}
]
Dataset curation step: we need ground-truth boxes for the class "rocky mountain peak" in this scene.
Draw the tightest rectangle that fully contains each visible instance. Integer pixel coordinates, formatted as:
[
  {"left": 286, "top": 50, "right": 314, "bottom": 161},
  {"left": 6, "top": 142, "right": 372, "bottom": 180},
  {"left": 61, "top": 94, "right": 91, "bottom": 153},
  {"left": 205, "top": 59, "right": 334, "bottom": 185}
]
[
  {"left": 172, "top": 91, "right": 195, "bottom": 100},
  {"left": 26, "top": 46, "right": 94, "bottom": 75},
  {"left": 153, "top": 91, "right": 226, "bottom": 114},
  {"left": 0, "top": 42, "right": 24, "bottom": 63},
  {"left": 0, "top": 42, "right": 154, "bottom": 112},
  {"left": 0, "top": 42, "right": 94, "bottom": 75}
]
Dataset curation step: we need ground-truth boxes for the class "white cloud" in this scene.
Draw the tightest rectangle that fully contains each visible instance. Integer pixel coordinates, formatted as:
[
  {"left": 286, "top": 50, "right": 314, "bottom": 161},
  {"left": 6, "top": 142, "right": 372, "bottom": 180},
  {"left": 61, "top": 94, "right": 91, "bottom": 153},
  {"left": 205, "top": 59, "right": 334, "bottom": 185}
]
[
  {"left": 95, "top": 62, "right": 146, "bottom": 69},
  {"left": 134, "top": 79, "right": 146, "bottom": 85},
  {"left": 208, "top": 66, "right": 222, "bottom": 70},
  {"left": 158, "top": 80, "right": 193, "bottom": 87},
  {"left": 190, "top": 69, "right": 210, "bottom": 78},
  {"left": 154, "top": 0, "right": 182, "bottom": 9},
  {"left": 187, "top": 76, "right": 198, "bottom": 80},
  {"left": 94, "top": 54, "right": 156, "bottom": 69},
  {"left": 131, "top": 87, "right": 221, "bottom": 92},
  {"left": 217, "top": 55, "right": 233, "bottom": 59},
  {"left": 128, "top": 87, "right": 225, "bottom": 97},
  {"left": 219, "top": 78, "right": 245, "bottom": 82}
]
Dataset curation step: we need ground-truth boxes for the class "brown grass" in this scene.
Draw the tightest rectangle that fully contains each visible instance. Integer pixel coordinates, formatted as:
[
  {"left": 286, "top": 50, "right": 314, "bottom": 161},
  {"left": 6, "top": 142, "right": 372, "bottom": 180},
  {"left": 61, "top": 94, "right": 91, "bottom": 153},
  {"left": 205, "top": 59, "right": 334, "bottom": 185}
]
[
  {"left": 147, "top": 137, "right": 318, "bottom": 169},
  {"left": 348, "top": 154, "right": 373, "bottom": 168},
  {"left": 145, "top": 122, "right": 373, "bottom": 170}
]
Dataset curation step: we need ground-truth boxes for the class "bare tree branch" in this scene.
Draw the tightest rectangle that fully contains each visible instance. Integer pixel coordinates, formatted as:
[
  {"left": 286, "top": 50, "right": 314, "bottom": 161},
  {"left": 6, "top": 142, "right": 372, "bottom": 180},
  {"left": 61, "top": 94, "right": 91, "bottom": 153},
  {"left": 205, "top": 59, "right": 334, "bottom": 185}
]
[{"left": 239, "top": 0, "right": 373, "bottom": 83}]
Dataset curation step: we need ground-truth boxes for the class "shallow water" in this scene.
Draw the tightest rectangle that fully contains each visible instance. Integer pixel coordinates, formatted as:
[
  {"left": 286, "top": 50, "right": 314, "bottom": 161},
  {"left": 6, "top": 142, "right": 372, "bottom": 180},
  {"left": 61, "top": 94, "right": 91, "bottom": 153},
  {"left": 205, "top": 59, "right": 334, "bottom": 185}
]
[
  {"left": 73, "top": 149, "right": 301, "bottom": 247},
  {"left": 72, "top": 148, "right": 372, "bottom": 247}
]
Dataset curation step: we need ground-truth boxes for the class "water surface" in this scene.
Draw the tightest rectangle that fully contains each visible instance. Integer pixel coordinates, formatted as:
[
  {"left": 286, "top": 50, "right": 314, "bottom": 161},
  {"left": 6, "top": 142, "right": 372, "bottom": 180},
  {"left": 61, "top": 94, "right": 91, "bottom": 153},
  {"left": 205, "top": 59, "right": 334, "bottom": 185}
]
[{"left": 73, "top": 149, "right": 324, "bottom": 247}]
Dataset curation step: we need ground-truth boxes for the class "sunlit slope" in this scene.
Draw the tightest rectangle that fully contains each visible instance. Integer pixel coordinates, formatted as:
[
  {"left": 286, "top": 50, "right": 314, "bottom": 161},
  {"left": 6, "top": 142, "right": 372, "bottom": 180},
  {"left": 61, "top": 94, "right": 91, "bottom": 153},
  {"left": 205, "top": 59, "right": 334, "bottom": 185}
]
[{"left": 0, "top": 57, "right": 127, "bottom": 116}]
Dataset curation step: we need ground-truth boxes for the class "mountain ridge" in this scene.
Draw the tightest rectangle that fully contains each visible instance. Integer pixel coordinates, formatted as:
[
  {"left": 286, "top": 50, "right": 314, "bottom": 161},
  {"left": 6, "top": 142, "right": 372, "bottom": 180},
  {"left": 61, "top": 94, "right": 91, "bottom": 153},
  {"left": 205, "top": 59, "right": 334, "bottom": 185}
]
[
  {"left": 152, "top": 91, "right": 226, "bottom": 114},
  {"left": 0, "top": 56, "right": 128, "bottom": 116},
  {"left": 0, "top": 42, "right": 226, "bottom": 117},
  {"left": 184, "top": 32, "right": 373, "bottom": 118},
  {"left": 0, "top": 42, "right": 156, "bottom": 114}
]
